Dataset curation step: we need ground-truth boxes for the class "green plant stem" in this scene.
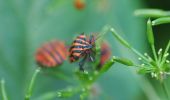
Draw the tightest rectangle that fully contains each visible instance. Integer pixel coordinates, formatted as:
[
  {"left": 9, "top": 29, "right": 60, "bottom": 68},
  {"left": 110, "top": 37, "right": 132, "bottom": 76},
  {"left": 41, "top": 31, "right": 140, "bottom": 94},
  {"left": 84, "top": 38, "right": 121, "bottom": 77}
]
[
  {"left": 130, "top": 47, "right": 149, "bottom": 62},
  {"left": 110, "top": 28, "right": 149, "bottom": 62},
  {"left": 138, "top": 77, "right": 161, "bottom": 100},
  {"left": 25, "top": 68, "right": 41, "bottom": 100},
  {"left": 1, "top": 79, "right": 8, "bottom": 100},
  {"left": 161, "top": 82, "right": 170, "bottom": 100},
  {"left": 160, "top": 40, "right": 170, "bottom": 66},
  {"left": 152, "top": 17, "right": 170, "bottom": 26},
  {"left": 134, "top": 9, "right": 170, "bottom": 18},
  {"left": 151, "top": 44, "right": 158, "bottom": 62}
]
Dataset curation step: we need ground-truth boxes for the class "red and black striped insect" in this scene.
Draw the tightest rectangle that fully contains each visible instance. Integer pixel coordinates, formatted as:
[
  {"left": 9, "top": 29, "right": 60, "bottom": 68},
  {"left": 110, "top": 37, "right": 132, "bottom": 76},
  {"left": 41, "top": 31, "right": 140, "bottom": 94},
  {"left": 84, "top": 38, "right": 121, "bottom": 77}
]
[
  {"left": 35, "top": 40, "right": 68, "bottom": 67},
  {"left": 97, "top": 41, "right": 111, "bottom": 69},
  {"left": 69, "top": 33, "right": 96, "bottom": 71}
]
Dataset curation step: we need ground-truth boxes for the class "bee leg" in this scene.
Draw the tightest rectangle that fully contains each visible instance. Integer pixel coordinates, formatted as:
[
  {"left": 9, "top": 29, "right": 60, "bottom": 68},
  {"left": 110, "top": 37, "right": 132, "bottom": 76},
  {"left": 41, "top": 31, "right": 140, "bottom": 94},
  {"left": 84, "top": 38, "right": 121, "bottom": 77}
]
[{"left": 79, "top": 55, "right": 87, "bottom": 71}]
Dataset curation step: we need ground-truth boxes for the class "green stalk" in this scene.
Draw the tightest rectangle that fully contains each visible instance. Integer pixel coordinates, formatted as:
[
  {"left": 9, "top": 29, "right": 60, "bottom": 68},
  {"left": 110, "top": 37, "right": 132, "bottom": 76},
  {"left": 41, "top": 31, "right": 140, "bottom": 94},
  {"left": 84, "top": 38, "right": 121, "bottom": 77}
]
[
  {"left": 152, "top": 17, "right": 170, "bottom": 26},
  {"left": 161, "top": 82, "right": 170, "bottom": 100},
  {"left": 151, "top": 44, "right": 158, "bottom": 62},
  {"left": 134, "top": 9, "right": 170, "bottom": 18},
  {"left": 158, "top": 49, "right": 163, "bottom": 64},
  {"left": 25, "top": 68, "right": 41, "bottom": 100},
  {"left": 1, "top": 79, "right": 8, "bottom": 100},
  {"left": 147, "top": 19, "right": 158, "bottom": 62},
  {"left": 110, "top": 28, "right": 149, "bottom": 62},
  {"left": 112, "top": 56, "right": 134, "bottom": 66},
  {"left": 160, "top": 41, "right": 170, "bottom": 66},
  {"left": 139, "top": 77, "right": 161, "bottom": 100}
]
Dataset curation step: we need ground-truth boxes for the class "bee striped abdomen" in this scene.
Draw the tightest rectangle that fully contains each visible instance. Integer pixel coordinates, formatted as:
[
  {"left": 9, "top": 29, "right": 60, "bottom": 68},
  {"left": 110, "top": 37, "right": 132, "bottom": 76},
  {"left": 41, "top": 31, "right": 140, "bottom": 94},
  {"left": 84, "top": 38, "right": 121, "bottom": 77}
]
[{"left": 36, "top": 40, "right": 67, "bottom": 67}]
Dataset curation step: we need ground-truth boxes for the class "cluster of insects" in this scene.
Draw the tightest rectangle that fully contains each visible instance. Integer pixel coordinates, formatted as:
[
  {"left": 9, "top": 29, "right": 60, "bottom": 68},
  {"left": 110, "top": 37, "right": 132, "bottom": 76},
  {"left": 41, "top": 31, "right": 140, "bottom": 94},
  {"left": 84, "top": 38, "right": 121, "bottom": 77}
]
[
  {"left": 35, "top": 33, "right": 111, "bottom": 71},
  {"left": 69, "top": 33, "right": 96, "bottom": 71}
]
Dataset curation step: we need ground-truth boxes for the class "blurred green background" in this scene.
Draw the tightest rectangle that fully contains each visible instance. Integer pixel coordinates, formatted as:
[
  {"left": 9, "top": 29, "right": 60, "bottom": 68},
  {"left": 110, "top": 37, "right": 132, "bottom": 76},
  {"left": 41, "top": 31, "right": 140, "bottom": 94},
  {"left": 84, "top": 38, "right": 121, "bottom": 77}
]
[{"left": 0, "top": 0, "right": 169, "bottom": 100}]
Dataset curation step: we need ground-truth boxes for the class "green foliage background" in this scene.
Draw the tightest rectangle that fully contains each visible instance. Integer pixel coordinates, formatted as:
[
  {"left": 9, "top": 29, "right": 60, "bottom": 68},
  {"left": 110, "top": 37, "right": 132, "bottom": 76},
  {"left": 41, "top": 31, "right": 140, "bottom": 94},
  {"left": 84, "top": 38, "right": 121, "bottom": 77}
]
[{"left": 0, "top": 0, "right": 169, "bottom": 100}]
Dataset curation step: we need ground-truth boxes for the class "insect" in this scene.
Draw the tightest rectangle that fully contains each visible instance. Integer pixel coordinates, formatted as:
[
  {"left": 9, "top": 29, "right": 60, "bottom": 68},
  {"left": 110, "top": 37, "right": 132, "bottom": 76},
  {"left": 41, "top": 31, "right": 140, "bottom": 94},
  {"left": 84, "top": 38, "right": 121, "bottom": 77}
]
[
  {"left": 97, "top": 41, "right": 111, "bottom": 69},
  {"left": 74, "top": 0, "right": 85, "bottom": 10},
  {"left": 69, "top": 33, "right": 96, "bottom": 71},
  {"left": 35, "top": 40, "right": 68, "bottom": 67}
]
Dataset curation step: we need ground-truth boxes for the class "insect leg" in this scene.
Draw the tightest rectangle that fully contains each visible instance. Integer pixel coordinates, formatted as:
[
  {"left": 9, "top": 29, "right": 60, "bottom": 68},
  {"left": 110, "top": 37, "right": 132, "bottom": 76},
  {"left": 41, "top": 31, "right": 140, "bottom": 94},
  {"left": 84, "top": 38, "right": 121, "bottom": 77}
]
[
  {"left": 79, "top": 54, "right": 87, "bottom": 71},
  {"left": 89, "top": 54, "right": 94, "bottom": 62},
  {"left": 89, "top": 50, "right": 95, "bottom": 62}
]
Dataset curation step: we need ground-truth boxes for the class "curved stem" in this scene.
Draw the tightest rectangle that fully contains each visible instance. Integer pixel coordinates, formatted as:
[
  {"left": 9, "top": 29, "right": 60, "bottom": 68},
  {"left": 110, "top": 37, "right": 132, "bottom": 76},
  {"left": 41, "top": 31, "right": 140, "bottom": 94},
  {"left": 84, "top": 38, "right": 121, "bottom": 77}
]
[
  {"left": 161, "top": 81, "right": 170, "bottom": 100},
  {"left": 1, "top": 79, "right": 8, "bottom": 100},
  {"left": 160, "top": 40, "right": 170, "bottom": 66},
  {"left": 152, "top": 17, "right": 170, "bottom": 26},
  {"left": 134, "top": 9, "right": 170, "bottom": 18},
  {"left": 139, "top": 77, "right": 161, "bottom": 100},
  {"left": 110, "top": 28, "right": 150, "bottom": 63},
  {"left": 130, "top": 47, "right": 149, "bottom": 62},
  {"left": 25, "top": 68, "right": 41, "bottom": 100}
]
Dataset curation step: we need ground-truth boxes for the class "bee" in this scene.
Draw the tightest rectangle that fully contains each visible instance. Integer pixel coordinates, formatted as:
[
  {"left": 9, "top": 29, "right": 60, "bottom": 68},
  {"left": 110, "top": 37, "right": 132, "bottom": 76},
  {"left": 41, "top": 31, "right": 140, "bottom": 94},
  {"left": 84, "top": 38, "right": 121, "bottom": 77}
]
[
  {"left": 35, "top": 40, "right": 68, "bottom": 67},
  {"left": 69, "top": 33, "right": 96, "bottom": 71},
  {"left": 97, "top": 41, "right": 111, "bottom": 69}
]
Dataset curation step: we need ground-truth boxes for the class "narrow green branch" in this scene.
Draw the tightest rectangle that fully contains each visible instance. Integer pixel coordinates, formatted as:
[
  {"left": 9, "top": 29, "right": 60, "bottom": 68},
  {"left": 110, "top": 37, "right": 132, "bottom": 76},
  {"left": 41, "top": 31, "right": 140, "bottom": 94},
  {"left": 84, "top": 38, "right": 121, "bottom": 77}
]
[
  {"left": 139, "top": 77, "right": 161, "bottom": 100},
  {"left": 152, "top": 17, "right": 170, "bottom": 26},
  {"left": 110, "top": 28, "right": 149, "bottom": 62},
  {"left": 151, "top": 45, "right": 158, "bottom": 62},
  {"left": 161, "top": 82, "right": 170, "bottom": 100},
  {"left": 158, "top": 48, "right": 163, "bottom": 64},
  {"left": 112, "top": 56, "right": 134, "bottom": 66},
  {"left": 134, "top": 9, "right": 170, "bottom": 18},
  {"left": 110, "top": 28, "right": 131, "bottom": 49},
  {"left": 160, "top": 41, "right": 170, "bottom": 66},
  {"left": 25, "top": 68, "right": 41, "bottom": 100},
  {"left": 1, "top": 79, "right": 8, "bottom": 100},
  {"left": 147, "top": 19, "right": 158, "bottom": 62}
]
